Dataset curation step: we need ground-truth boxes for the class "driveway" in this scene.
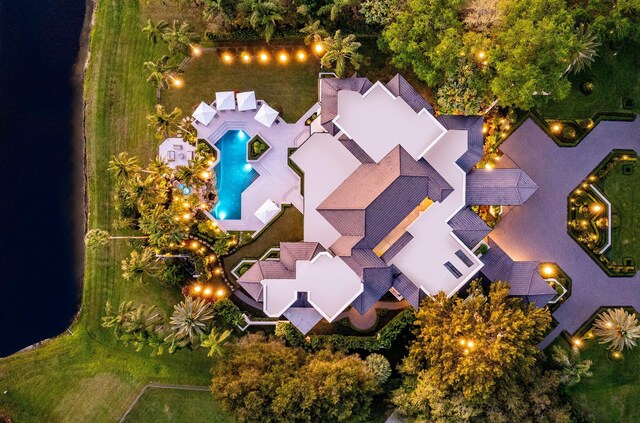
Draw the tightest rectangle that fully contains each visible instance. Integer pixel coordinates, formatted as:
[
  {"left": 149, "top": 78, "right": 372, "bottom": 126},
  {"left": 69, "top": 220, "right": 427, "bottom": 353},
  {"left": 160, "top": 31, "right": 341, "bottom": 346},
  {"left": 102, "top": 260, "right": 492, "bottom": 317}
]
[{"left": 490, "top": 118, "right": 640, "bottom": 347}]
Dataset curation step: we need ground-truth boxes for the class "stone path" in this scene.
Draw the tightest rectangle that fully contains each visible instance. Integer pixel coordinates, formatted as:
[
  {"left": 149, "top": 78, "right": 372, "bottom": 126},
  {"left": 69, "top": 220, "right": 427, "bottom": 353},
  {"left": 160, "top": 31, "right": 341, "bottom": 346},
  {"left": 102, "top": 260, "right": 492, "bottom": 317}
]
[{"left": 490, "top": 117, "right": 640, "bottom": 348}]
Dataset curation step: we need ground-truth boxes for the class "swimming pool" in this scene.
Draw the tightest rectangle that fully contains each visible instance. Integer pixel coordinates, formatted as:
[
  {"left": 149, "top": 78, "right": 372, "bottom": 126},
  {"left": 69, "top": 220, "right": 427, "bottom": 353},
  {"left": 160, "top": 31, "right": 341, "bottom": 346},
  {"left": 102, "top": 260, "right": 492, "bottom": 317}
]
[{"left": 212, "top": 130, "right": 259, "bottom": 220}]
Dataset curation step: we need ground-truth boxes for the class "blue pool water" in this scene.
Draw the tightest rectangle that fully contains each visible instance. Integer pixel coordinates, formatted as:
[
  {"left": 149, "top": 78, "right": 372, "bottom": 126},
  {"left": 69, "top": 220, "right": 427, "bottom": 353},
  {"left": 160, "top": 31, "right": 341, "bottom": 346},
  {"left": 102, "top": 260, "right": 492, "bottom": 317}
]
[{"left": 212, "top": 130, "right": 259, "bottom": 220}]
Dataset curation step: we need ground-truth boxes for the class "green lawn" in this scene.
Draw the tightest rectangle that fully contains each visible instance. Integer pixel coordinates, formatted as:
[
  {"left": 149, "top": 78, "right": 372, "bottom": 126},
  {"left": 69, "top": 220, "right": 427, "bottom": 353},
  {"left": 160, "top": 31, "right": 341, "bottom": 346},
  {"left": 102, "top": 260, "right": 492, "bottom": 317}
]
[
  {"left": 601, "top": 160, "right": 640, "bottom": 267},
  {"left": 557, "top": 337, "right": 640, "bottom": 422},
  {"left": 163, "top": 46, "right": 320, "bottom": 123},
  {"left": 539, "top": 42, "right": 640, "bottom": 118},
  {"left": 222, "top": 205, "right": 303, "bottom": 281},
  {"left": 123, "top": 388, "right": 231, "bottom": 423}
]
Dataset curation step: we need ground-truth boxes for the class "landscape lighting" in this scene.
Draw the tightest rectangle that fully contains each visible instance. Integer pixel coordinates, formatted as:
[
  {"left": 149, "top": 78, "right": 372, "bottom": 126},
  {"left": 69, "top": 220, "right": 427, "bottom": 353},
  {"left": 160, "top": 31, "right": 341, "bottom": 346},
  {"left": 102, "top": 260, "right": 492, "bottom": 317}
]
[
  {"left": 313, "top": 43, "right": 324, "bottom": 54},
  {"left": 241, "top": 52, "right": 251, "bottom": 63},
  {"left": 222, "top": 52, "right": 233, "bottom": 63},
  {"left": 278, "top": 51, "right": 289, "bottom": 63},
  {"left": 193, "top": 285, "right": 202, "bottom": 293},
  {"left": 258, "top": 51, "right": 269, "bottom": 63},
  {"left": 203, "top": 287, "right": 212, "bottom": 296},
  {"left": 191, "top": 45, "right": 202, "bottom": 56},
  {"left": 542, "top": 265, "right": 554, "bottom": 277},
  {"left": 216, "top": 289, "right": 224, "bottom": 297},
  {"left": 296, "top": 50, "right": 307, "bottom": 61}
]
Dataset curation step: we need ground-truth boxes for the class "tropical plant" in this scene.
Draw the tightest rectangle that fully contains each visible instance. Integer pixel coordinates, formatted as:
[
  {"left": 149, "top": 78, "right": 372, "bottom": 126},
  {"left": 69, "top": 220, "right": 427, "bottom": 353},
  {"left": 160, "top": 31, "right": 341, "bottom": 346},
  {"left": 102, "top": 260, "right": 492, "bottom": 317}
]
[
  {"left": 593, "top": 308, "right": 640, "bottom": 351},
  {"left": 201, "top": 327, "right": 233, "bottom": 357},
  {"left": 202, "top": 0, "right": 232, "bottom": 34},
  {"left": 85, "top": 228, "right": 148, "bottom": 249},
  {"left": 102, "top": 300, "right": 136, "bottom": 338},
  {"left": 365, "top": 353, "right": 392, "bottom": 384},
  {"left": 108, "top": 152, "right": 140, "bottom": 181},
  {"left": 319, "top": 0, "right": 359, "bottom": 22},
  {"left": 147, "top": 104, "right": 183, "bottom": 139},
  {"left": 320, "top": 31, "right": 363, "bottom": 77},
  {"left": 146, "top": 157, "right": 172, "bottom": 182},
  {"left": 239, "top": 0, "right": 283, "bottom": 42},
  {"left": 138, "top": 205, "right": 189, "bottom": 247},
  {"left": 169, "top": 297, "right": 215, "bottom": 346},
  {"left": 212, "top": 232, "right": 233, "bottom": 256},
  {"left": 300, "top": 20, "right": 328, "bottom": 45},
  {"left": 121, "top": 248, "right": 162, "bottom": 283},
  {"left": 161, "top": 20, "right": 201, "bottom": 56},
  {"left": 144, "top": 55, "right": 182, "bottom": 94},
  {"left": 142, "top": 19, "right": 168, "bottom": 44},
  {"left": 124, "top": 174, "right": 166, "bottom": 208},
  {"left": 567, "top": 24, "right": 601, "bottom": 74},
  {"left": 550, "top": 345, "right": 593, "bottom": 387}
]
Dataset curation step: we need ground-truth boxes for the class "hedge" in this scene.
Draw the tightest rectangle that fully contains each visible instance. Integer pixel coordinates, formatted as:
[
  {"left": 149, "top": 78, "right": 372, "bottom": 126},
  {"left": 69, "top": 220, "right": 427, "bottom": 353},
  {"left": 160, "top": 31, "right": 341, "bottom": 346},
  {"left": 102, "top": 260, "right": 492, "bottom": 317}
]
[{"left": 275, "top": 308, "right": 415, "bottom": 352}]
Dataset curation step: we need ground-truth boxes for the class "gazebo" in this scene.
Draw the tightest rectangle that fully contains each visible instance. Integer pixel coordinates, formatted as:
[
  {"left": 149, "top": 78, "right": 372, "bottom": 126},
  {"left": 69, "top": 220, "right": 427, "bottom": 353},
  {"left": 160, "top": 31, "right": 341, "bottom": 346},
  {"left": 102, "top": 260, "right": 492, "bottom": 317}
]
[
  {"left": 236, "top": 91, "right": 257, "bottom": 111},
  {"left": 254, "top": 199, "right": 280, "bottom": 224},
  {"left": 192, "top": 101, "right": 217, "bottom": 125},
  {"left": 215, "top": 91, "right": 236, "bottom": 111},
  {"left": 254, "top": 103, "right": 279, "bottom": 127}
]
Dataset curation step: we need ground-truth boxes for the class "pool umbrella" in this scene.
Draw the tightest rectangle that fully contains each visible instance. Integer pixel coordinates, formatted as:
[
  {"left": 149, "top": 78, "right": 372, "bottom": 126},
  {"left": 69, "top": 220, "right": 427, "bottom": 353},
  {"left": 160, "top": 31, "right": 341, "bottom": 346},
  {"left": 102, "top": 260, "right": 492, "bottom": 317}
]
[
  {"left": 254, "top": 103, "right": 279, "bottom": 127},
  {"left": 192, "top": 101, "right": 217, "bottom": 125},
  {"left": 216, "top": 91, "right": 236, "bottom": 110},
  {"left": 236, "top": 91, "right": 257, "bottom": 111},
  {"left": 254, "top": 199, "right": 280, "bottom": 224}
]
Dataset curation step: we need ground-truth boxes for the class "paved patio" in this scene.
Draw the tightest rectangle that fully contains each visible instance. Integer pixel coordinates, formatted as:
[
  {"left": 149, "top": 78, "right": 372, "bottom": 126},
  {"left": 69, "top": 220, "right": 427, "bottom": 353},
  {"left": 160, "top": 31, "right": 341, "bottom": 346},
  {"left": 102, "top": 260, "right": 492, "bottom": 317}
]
[
  {"left": 491, "top": 117, "right": 640, "bottom": 347},
  {"left": 193, "top": 100, "right": 317, "bottom": 232}
]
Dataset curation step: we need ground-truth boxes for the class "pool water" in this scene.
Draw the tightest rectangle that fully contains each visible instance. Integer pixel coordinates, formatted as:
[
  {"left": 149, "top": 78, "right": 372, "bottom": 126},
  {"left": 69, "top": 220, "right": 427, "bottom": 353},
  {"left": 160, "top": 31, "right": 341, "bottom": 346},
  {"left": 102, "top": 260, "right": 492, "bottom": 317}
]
[{"left": 212, "top": 130, "right": 259, "bottom": 220}]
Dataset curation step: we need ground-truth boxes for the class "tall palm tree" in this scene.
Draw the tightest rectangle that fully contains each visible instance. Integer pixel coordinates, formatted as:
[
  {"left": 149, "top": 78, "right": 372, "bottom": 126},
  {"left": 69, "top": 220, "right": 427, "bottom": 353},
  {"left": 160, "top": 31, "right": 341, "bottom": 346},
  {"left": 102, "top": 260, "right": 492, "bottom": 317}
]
[
  {"left": 240, "top": 0, "right": 283, "bottom": 43},
  {"left": 121, "top": 248, "right": 162, "bottom": 283},
  {"left": 144, "top": 56, "right": 182, "bottom": 98},
  {"left": 138, "top": 205, "right": 188, "bottom": 247},
  {"left": 593, "top": 308, "right": 640, "bottom": 351},
  {"left": 174, "top": 160, "right": 208, "bottom": 188},
  {"left": 550, "top": 345, "right": 593, "bottom": 387},
  {"left": 142, "top": 19, "right": 168, "bottom": 44},
  {"left": 201, "top": 327, "right": 232, "bottom": 357},
  {"left": 169, "top": 297, "right": 215, "bottom": 346},
  {"left": 300, "top": 20, "right": 328, "bottom": 45},
  {"left": 147, "top": 157, "right": 172, "bottom": 182},
  {"left": 147, "top": 104, "right": 183, "bottom": 139},
  {"left": 122, "top": 304, "right": 164, "bottom": 334},
  {"left": 125, "top": 174, "right": 166, "bottom": 208},
  {"left": 320, "top": 30, "right": 363, "bottom": 77},
  {"left": 85, "top": 228, "right": 148, "bottom": 250},
  {"left": 108, "top": 152, "right": 140, "bottom": 181},
  {"left": 567, "top": 24, "right": 601, "bottom": 75},
  {"left": 102, "top": 300, "right": 135, "bottom": 339},
  {"left": 162, "top": 20, "right": 201, "bottom": 56}
]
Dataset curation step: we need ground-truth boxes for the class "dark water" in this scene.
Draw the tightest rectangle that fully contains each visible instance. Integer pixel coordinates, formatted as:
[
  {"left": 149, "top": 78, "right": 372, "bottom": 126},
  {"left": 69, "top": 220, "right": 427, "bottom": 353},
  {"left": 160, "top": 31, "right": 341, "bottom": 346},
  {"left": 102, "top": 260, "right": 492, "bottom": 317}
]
[{"left": 0, "top": 0, "right": 87, "bottom": 356}]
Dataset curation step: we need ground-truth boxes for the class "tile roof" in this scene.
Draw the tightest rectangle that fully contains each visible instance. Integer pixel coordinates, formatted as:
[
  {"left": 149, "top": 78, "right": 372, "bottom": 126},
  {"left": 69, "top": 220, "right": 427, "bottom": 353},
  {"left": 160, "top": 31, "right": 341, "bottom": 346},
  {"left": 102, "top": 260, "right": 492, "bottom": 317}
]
[
  {"left": 391, "top": 268, "right": 421, "bottom": 309},
  {"left": 320, "top": 77, "right": 373, "bottom": 135},
  {"left": 480, "top": 238, "right": 556, "bottom": 304},
  {"left": 466, "top": 169, "right": 538, "bottom": 205},
  {"left": 437, "top": 115, "right": 484, "bottom": 172},
  {"left": 279, "top": 242, "right": 323, "bottom": 271},
  {"left": 283, "top": 307, "right": 324, "bottom": 334},
  {"left": 385, "top": 73, "right": 434, "bottom": 113},
  {"left": 448, "top": 207, "right": 491, "bottom": 249},
  {"left": 351, "top": 266, "right": 394, "bottom": 314}
]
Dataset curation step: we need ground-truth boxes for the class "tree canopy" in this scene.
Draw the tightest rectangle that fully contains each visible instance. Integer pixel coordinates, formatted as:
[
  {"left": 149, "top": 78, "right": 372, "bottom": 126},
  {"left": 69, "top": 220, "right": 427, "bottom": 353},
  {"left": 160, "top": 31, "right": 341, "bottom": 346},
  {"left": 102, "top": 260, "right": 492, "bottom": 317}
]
[{"left": 392, "top": 280, "right": 562, "bottom": 421}]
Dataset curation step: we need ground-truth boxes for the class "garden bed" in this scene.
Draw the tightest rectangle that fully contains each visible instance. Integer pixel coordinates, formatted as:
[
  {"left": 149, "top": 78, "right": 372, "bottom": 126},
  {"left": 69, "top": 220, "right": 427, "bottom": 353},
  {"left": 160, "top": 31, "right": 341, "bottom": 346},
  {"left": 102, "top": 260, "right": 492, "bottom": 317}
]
[{"left": 247, "top": 135, "right": 270, "bottom": 161}]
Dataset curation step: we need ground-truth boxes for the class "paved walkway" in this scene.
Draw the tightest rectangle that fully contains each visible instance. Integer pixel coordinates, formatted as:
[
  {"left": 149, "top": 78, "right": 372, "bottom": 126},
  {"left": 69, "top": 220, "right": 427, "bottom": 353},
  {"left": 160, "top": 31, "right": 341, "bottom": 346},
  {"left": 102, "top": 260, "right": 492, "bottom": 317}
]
[{"left": 491, "top": 118, "right": 640, "bottom": 348}]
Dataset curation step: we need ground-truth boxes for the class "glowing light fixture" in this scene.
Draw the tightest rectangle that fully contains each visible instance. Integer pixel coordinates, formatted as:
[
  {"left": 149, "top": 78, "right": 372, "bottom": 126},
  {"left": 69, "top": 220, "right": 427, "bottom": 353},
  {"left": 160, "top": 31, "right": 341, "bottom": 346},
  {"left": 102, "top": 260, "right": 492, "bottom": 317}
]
[
  {"left": 241, "top": 52, "right": 251, "bottom": 63},
  {"left": 278, "top": 51, "right": 289, "bottom": 63},
  {"left": 542, "top": 265, "right": 554, "bottom": 276},
  {"left": 296, "top": 50, "right": 307, "bottom": 61},
  {"left": 244, "top": 163, "right": 252, "bottom": 172},
  {"left": 258, "top": 51, "right": 269, "bottom": 63},
  {"left": 222, "top": 52, "right": 233, "bottom": 63},
  {"left": 313, "top": 43, "right": 324, "bottom": 54}
]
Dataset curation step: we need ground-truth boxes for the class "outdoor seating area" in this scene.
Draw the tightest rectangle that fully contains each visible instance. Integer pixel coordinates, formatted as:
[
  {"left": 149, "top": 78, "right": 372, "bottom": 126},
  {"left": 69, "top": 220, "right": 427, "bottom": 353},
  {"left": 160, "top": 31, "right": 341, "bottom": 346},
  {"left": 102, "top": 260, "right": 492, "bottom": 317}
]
[
  {"left": 189, "top": 90, "right": 316, "bottom": 233},
  {"left": 158, "top": 138, "right": 196, "bottom": 168}
]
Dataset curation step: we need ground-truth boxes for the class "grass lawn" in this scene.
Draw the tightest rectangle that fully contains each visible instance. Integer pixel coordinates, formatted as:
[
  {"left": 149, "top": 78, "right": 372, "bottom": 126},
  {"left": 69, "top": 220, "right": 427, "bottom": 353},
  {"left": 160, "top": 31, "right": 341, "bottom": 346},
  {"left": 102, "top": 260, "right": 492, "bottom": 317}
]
[
  {"left": 601, "top": 160, "right": 640, "bottom": 267},
  {"left": 123, "top": 388, "right": 231, "bottom": 423},
  {"left": 539, "top": 42, "right": 640, "bottom": 118},
  {"left": 554, "top": 337, "right": 640, "bottom": 422},
  {"left": 222, "top": 205, "right": 303, "bottom": 281},
  {"left": 163, "top": 46, "right": 320, "bottom": 123}
]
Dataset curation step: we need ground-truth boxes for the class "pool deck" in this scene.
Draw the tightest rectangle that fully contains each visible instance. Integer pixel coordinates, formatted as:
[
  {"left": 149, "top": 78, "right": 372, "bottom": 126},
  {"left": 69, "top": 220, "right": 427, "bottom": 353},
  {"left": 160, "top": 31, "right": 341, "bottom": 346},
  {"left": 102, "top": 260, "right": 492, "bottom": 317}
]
[
  {"left": 193, "top": 100, "right": 316, "bottom": 233},
  {"left": 491, "top": 117, "right": 640, "bottom": 348}
]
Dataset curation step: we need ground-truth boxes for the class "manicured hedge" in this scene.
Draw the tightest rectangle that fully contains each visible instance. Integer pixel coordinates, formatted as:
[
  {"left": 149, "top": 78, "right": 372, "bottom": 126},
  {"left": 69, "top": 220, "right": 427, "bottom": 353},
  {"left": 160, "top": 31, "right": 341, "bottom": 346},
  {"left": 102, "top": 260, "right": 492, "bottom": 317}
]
[{"left": 275, "top": 308, "right": 415, "bottom": 352}]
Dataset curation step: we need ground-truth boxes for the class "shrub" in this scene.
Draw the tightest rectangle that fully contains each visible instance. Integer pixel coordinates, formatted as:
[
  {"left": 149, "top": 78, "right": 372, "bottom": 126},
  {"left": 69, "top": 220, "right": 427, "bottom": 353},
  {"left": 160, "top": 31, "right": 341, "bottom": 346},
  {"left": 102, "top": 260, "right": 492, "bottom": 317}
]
[
  {"left": 365, "top": 353, "right": 392, "bottom": 384},
  {"left": 213, "top": 298, "right": 245, "bottom": 329},
  {"left": 562, "top": 126, "right": 577, "bottom": 139}
]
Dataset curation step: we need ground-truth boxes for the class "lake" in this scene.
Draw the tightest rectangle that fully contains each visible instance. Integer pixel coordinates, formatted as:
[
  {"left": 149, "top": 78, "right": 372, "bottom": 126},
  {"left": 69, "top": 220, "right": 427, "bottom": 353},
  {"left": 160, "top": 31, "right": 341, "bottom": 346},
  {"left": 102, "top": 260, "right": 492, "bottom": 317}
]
[{"left": 0, "top": 0, "right": 88, "bottom": 356}]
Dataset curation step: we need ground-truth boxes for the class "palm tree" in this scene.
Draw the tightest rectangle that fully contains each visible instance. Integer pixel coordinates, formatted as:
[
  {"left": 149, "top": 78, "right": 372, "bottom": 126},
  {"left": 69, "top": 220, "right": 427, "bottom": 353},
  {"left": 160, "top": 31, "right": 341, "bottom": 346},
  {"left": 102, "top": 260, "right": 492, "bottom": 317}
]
[
  {"left": 125, "top": 174, "right": 166, "bottom": 208},
  {"left": 201, "top": 327, "right": 232, "bottom": 357},
  {"left": 102, "top": 300, "right": 135, "bottom": 339},
  {"left": 174, "top": 159, "right": 208, "bottom": 188},
  {"left": 162, "top": 20, "right": 201, "bottom": 56},
  {"left": 593, "top": 308, "right": 640, "bottom": 351},
  {"left": 202, "top": 0, "right": 232, "bottom": 28},
  {"left": 144, "top": 56, "right": 182, "bottom": 99},
  {"left": 567, "top": 24, "right": 601, "bottom": 75},
  {"left": 169, "top": 297, "right": 215, "bottom": 346},
  {"left": 138, "top": 205, "right": 188, "bottom": 247},
  {"left": 300, "top": 20, "right": 328, "bottom": 45},
  {"left": 321, "top": 31, "right": 363, "bottom": 77},
  {"left": 550, "top": 345, "right": 593, "bottom": 387},
  {"left": 147, "top": 104, "right": 183, "bottom": 139},
  {"left": 142, "top": 19, "right": 168, "bottom": 44},
  {"left": 122, "top": 304, "right": 164, "bottom": 334},
  {"left": 121, "top": 248, "right": 162, "bottom": 283},
  {"left": 85, "top": 228, "right": 148, "bottom": 250},
  {"left": 147, "top": 157, "right": 172, "bottom": 182},
  {"left": 319, "top": 0, "right": 358, "bottom": 22},
  {"left": 108, "top": 152, "right": 140, "bottom": 181},
  {"left": 240, "top": 0, "right": 283, "bottom": 43}
]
